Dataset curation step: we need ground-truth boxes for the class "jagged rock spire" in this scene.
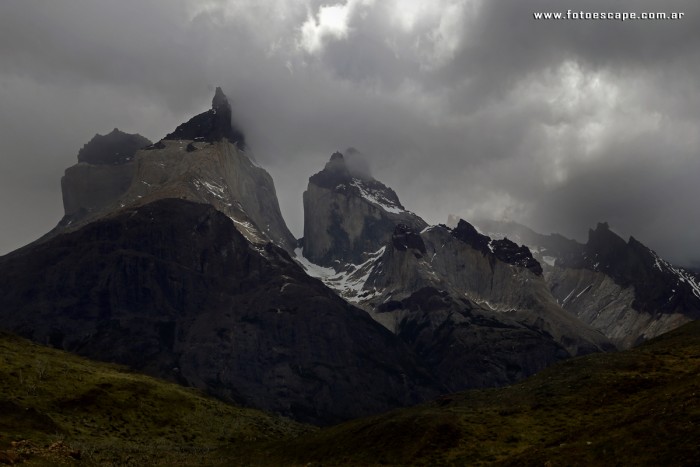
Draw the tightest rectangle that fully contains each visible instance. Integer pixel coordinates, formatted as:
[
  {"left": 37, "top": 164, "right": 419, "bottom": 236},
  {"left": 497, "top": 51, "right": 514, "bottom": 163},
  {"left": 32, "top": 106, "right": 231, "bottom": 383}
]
[
  {"left": 212, "top": 86, "right": 230, "bottom": 111},
  {"left": 164, "top": 87, "right": 246, "bottom": 146}
]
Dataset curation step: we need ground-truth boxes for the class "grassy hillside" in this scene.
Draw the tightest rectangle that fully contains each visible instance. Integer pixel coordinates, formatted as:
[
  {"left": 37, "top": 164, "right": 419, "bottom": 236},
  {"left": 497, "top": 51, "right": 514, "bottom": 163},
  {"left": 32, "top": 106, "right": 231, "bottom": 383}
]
[
  {"left": 260, "top": 320, "right": 700, "bottom": 466},
  {"left": 0, "top": 331, "right": 311, "bottom": 466},
  {"left": 3, "top": 320, "right": 700, "bottom": 466}
]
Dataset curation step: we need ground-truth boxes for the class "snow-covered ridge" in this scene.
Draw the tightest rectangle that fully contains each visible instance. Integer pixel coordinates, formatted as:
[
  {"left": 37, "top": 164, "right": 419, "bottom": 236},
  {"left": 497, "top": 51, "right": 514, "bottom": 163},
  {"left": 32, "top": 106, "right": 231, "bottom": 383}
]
[
  {"left": 349, "top": 179, "right": 404, "bottom": 214},
  {"left": 294, "top": 246, "right": 385, "bottom": 302}
]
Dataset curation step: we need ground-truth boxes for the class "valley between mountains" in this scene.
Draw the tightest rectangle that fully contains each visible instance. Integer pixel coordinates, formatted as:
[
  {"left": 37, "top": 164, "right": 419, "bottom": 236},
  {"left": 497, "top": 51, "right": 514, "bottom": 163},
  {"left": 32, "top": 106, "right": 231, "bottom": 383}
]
[{"left": 1, "top": 89, "right": 698, "bottom": 465}]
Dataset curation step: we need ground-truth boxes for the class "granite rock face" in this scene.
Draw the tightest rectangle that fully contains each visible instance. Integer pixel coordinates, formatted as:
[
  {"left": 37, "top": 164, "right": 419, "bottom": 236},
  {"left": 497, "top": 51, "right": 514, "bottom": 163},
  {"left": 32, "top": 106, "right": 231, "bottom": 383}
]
[
  {"left": 61, "top": 129, "right": 151, "bottom": 222},
  {"left": 452, "top": 220, "right": 543, "bottom": 275},
  {"left": 0, "top": 199, "right": 441, "bottom": 425},
  {"left": 298, "top": 163, "right": 612, "bottom": 393},
  {"left": 478, "top": 220, "right": 700, "bottom": 348},
  {"left": 364, "top": 223, "right": 612, "bottom": 354},
  {"left": 116, "top": 138, "right": 297, "bottom": 252},
  {"left": 392, "top": 223, "right": 427, "bottom": 255},
  {"left": 302, "top": 151, "right": 427, "bottom": 267},
  {"left": 77, "top": 128, "right": 151, "bottom": 165},
  {"left": 54, "top": 89, "right": 295, "bottom": 252}
]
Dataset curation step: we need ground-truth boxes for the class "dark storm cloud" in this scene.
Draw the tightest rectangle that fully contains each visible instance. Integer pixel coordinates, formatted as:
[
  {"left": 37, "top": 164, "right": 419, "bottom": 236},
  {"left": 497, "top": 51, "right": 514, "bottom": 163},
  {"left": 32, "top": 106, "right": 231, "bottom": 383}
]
[
  {"left": 530, "top": 150, "right": 700, "bottom": 261},
  {"left": 0, "top": 0, "right": 698, "bottom": 266},
  {"left": 448, "top": 0, "right": 700, "bottom": 85}
]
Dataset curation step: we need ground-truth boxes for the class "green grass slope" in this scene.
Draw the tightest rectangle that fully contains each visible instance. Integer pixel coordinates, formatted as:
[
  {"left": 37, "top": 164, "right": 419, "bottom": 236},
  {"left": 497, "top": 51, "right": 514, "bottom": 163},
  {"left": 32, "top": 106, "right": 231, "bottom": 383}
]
[
  {"left": 261, "top": 320, "right": 700, "bottom": 466},
  {"left": 3, "top": 320, "right": 699, "bottom": 466},
  {"left": 0, "top": 331, "right": 311, "bottom": 466}
]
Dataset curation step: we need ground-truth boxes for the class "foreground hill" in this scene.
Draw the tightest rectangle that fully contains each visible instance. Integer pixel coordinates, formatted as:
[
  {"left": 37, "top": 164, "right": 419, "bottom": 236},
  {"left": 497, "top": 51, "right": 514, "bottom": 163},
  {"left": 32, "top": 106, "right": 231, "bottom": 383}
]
[
  {"left": 0, "top": 331, "right": 309, "bottom": 466},
  {"left": 258, "top": 320, "right": 700, "bottom": 466},
  {"left": 2, "top": 319, "right": 698, "bottom": 466}
]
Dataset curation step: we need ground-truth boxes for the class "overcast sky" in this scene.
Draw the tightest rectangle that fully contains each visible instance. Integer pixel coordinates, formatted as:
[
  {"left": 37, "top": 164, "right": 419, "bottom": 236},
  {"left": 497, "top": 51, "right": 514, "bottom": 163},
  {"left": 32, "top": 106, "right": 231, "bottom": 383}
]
[{"left": 1, "top": 0, "right": 699, "bottom": 267}]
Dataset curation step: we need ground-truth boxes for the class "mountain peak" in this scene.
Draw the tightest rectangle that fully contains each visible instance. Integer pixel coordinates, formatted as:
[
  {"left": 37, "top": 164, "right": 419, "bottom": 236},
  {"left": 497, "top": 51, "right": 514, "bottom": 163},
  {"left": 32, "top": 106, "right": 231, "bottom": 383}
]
[
  {"left": 309, "top": 150, "right": 359, "bottom": 189},
  {"left": 587, "top": 222, "right": 626, "bottom": 250},
  {"left": 323, "top": 151, "right": 350, "bottom": 176},
  {"left": 212, "top": 86, "right": 229, "bottom": 111},
  {"left": 303, "top": 150, "right": 426, "bottom": 266},
  {"left": 392, "top": 223, "right": 426, "bottom": 255},
  {"left": 452, "top": 219, "right": 491, "bottom": 253},
  {"left": 164, "top": 87, "right": 245, "bottom": 146},
  {"left": 319, "top": 149, "right": 372, "bottom": 181},
  {"left": 77, "top": 129, "right": 151, "bottom": 165}
]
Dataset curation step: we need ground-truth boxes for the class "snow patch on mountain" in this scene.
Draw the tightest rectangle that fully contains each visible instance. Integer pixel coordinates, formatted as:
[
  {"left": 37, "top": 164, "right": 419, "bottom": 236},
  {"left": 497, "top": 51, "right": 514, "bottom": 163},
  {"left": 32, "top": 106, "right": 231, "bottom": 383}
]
[
  {"left": 350, "top": 179, "right": 404, "bottom": 214},
  {"left": 294, "top": 247, "right": 385, "bottom": 302},
  {"left": 193, "top": 178, "right": 226, "bottom": 200}
]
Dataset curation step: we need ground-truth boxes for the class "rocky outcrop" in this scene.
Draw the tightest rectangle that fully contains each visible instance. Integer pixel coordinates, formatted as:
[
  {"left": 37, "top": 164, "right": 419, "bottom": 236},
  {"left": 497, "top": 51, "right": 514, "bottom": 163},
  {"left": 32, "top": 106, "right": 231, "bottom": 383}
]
[
  {"left": 550, "top": 223, "right": 700, "bottom": 347},
  {"left": 60, "top": 129, "right": 151, "bottom": 223},
  {"left": 365, "top": 223, "right": 611, "bottom": 353},
  {"left": 452, "top": 220, "right": 542, "bottom": 275},
  {"left": 164, "top": 87, "right": 245, "bottom": 146},
  {"left": 480, "top": 220, "right": 700, "bottom": 348},
  {"left": 491, "top": 238, "right": 543, "bottom": 275},
  {"left": 302, "top": 151, "right": 427, "bottom": 267},
  {"left": 77, "top": 128, "right": 151, "bottom": 165},
  {"left": 392, "top": 224, "right": 426, "bottom": 255},
  {"left": 0, "top": 199, "right": 441, "bottom": 425}
]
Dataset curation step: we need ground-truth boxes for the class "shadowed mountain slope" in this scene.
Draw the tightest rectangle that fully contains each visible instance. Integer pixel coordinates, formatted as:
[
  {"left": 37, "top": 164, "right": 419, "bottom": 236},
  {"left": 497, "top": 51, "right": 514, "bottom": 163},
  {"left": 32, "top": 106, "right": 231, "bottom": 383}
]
[
  {"left": 0, "top": 198, "right": 441, "bottom": 426},
  {"left": 257, "top": 319, "right": 700, "bottom": 466}
]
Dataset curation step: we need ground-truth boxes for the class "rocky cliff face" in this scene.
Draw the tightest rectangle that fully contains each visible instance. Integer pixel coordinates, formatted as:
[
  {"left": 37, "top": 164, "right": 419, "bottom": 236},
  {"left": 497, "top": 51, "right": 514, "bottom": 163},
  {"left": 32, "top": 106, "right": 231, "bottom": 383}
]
[
  {"left": 55, "top": 89, "right": 295, "bottom": 252},
  {"left": 302, "top": 151, "right": 427, "bottom": 267},
  {"left": 479, "top": 220, "right": 700, "bottom": 348},
  {"left": 362, "top": 221, "right": 612, "bottom": 353},
  {"left": 60, "top": 129, "right": 151, "bottom": 223},
  {"left": 298, "top": 161, "right": 612, "bottom": 392},
  {"left": 119, "top": 138, "right": 296, "bottom": 251},
  {"left": 0, "top": 199, "right": 440, "bottom": 425},
  {"left": 77, "top": 128, "right": 152, "bottom": 165}
]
